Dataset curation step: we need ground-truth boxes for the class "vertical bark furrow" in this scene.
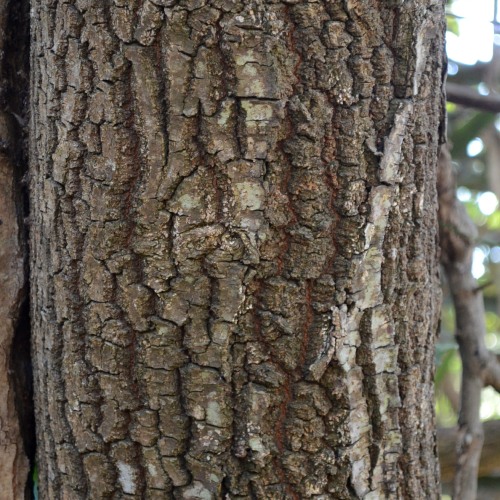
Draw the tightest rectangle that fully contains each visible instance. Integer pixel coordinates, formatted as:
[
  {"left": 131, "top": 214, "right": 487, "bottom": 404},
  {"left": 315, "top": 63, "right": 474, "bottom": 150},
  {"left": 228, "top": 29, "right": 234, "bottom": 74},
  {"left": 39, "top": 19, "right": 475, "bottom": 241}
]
[
  {"left": 31, "top": 0, "right": 444, "bottom": 498},
  {"left": 0, "top": 149, "right": 29, "bottom": 499},
  {"left": 0, "top": 0, "right": 32, "bottom": 496},
  {"left": 381, "top": 7, "right": 444, "bottom": 497}
]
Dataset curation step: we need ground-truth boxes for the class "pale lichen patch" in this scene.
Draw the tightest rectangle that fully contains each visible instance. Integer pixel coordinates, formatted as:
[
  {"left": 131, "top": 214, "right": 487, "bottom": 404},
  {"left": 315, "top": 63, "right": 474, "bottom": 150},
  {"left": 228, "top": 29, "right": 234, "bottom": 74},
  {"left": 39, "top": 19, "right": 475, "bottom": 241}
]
[
  {"left": 240, "top": 100, "right": 275, "bottom": 122},
  {"left": 379, "top": 102, "right": 413, "bottom": 184},
  {"left": 206, "top": 401, "right": 223, "bottom": 427},
  {"left": 117, "top": 462, "right": 137, "bottom": 495},
  {"left": 179, "top": 481, "right": 212, "bottom": 500},
  {"left": 232, "top": 181, "right": 265, "bottom": 211}
]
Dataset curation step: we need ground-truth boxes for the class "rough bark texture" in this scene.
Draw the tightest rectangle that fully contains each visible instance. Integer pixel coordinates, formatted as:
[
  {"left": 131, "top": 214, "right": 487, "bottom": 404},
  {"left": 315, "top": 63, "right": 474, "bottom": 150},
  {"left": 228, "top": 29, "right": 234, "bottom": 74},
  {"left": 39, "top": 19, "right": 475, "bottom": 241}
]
[
  {"left": 30, "top": 1, "right": 445, "bottom": 498},
  {"left": 0, "top": 0, "right": 31, "bottom": 497},
  {"left": 0, "top": 155, "right": 29, "bottom": 500}
]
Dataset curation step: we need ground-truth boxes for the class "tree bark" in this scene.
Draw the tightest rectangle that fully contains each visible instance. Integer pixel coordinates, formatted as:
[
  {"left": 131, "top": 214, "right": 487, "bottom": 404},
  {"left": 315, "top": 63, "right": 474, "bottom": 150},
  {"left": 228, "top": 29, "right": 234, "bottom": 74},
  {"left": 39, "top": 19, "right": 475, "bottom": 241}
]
[
  {"left": 0, "top": 0, "right": 31, "bottom": 497},
  {"left": 30, "top": 1, "right": 445, "bottom": 498},
  {"left": 0, "top": 153, "right": 29, "bottom": 500}
]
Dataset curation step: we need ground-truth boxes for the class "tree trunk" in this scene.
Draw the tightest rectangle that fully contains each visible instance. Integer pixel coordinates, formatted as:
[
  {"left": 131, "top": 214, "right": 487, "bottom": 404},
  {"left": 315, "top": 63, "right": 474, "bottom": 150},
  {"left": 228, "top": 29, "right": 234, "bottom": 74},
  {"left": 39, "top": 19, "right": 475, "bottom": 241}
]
[
  {"left": 0, "top": 0, "right": 31, "bottom": 498},
  {"left": 0, "top": 154, "right": 29, "bottom": 500},
  {"left": 30, "top": 1, "right": 445, "bottom": 498}
]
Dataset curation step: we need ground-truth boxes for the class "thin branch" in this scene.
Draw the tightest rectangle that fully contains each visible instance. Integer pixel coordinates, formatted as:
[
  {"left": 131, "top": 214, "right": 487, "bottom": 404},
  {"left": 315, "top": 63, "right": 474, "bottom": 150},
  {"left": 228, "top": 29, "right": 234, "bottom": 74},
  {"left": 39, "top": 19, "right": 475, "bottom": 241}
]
[
  {"left": 482, "top": 351, "right": 500, "bottom": 392},
  {"left": 439, "top": 420, "right": 500, "bottom": 483},
  {"left": 446, "top": 82, "right": 500, "bottom": 113},
  {"left": 439, "top": 145, "right": 486, "bottom": 500},
  {"left": 473, "top": 281, "right": 494, "bottom": 293}
]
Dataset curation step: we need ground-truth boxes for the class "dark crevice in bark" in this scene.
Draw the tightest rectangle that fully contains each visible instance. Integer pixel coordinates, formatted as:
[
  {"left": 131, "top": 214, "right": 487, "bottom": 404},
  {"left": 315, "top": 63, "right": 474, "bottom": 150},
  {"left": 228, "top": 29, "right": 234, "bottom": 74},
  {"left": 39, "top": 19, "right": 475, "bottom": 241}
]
[
  {"left": 1, "top": 0, "right": 29, "bottom": 169},
  {"left": 10, "top": 296, "right": 36, "bottom": 499},
  {"left": 3, "top": 0, "right": 35, "bottom": 497}
]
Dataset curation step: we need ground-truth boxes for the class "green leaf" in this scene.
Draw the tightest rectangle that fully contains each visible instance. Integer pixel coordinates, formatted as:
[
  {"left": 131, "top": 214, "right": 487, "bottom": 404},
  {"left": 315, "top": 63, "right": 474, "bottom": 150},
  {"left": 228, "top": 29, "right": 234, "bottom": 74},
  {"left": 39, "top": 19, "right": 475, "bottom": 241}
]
[
  {"left": 487, "top": 211, "right": 500, "bottom": 230},
  {"left": 446, "top": 102, "right": 457, "bottom": 113},
  {"left": 447, "top": 17, "right": 460, "bottom": 36},
  {"left": 485, "top": 311, "right": 500, "bottom": 332}
]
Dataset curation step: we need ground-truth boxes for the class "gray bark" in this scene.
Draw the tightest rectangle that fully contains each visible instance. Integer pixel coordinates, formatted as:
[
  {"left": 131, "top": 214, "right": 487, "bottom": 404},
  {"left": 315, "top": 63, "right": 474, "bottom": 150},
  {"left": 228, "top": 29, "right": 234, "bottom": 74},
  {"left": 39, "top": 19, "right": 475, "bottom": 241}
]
[{"left": 30, "top": 1, "right": 445, "bottom": 498}]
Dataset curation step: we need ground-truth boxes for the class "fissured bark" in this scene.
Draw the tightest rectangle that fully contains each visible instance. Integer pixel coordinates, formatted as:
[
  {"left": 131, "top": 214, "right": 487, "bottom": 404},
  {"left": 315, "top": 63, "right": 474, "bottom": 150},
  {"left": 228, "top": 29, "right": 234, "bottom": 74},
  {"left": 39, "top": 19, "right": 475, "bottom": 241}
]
[{"left": 30, "top": 0, "right": 444, "bottom": 498}]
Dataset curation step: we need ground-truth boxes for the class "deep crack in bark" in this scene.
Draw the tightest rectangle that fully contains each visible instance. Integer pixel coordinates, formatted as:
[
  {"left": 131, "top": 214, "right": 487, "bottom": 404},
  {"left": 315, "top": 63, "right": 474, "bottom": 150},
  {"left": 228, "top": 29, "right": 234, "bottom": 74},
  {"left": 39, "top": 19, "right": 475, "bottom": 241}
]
[{"left": 0, "top": 0, "right": 34, "bottom": 497}]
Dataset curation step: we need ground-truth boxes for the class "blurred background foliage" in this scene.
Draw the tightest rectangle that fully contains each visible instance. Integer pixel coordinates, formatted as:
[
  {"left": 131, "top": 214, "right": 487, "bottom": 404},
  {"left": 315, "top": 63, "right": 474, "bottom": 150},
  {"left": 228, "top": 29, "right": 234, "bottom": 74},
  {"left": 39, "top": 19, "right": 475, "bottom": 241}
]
[
  {"left": 440, "top": 0, "right": 500, "bottom": 495},
  {"left": 440, "top": 0, "right": 500, "bottom": 427}
]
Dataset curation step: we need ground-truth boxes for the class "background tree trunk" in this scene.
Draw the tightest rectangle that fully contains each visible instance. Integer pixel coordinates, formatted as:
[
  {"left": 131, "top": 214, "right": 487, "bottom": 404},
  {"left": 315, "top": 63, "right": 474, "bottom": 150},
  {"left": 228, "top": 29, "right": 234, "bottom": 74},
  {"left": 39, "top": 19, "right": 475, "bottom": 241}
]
[
  {"left": 30, "top": 0, "right": 445, "bottom": 498},
  {"left": 0, "top": 0, "right": 32, "bottom": 497},
  {"left": 0, "top": 154, "right": 29, "bottom": 500}
]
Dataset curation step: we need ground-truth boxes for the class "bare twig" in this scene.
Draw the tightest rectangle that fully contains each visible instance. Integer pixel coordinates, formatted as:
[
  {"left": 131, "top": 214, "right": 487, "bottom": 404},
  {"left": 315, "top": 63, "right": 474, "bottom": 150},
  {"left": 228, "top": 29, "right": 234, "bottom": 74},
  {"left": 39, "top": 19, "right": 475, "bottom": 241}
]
[
  {"left": 439, "top": 420, "right": 500, "bottom": 483},
  {"left": 473, "top": 281, "right": 494, "bottom": 293},
  {"left": 482, "top": 351, "right": 500, "bottom": 392},
  {"left": 446, "top": 82, "right": 500, "bottom": 113}
]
